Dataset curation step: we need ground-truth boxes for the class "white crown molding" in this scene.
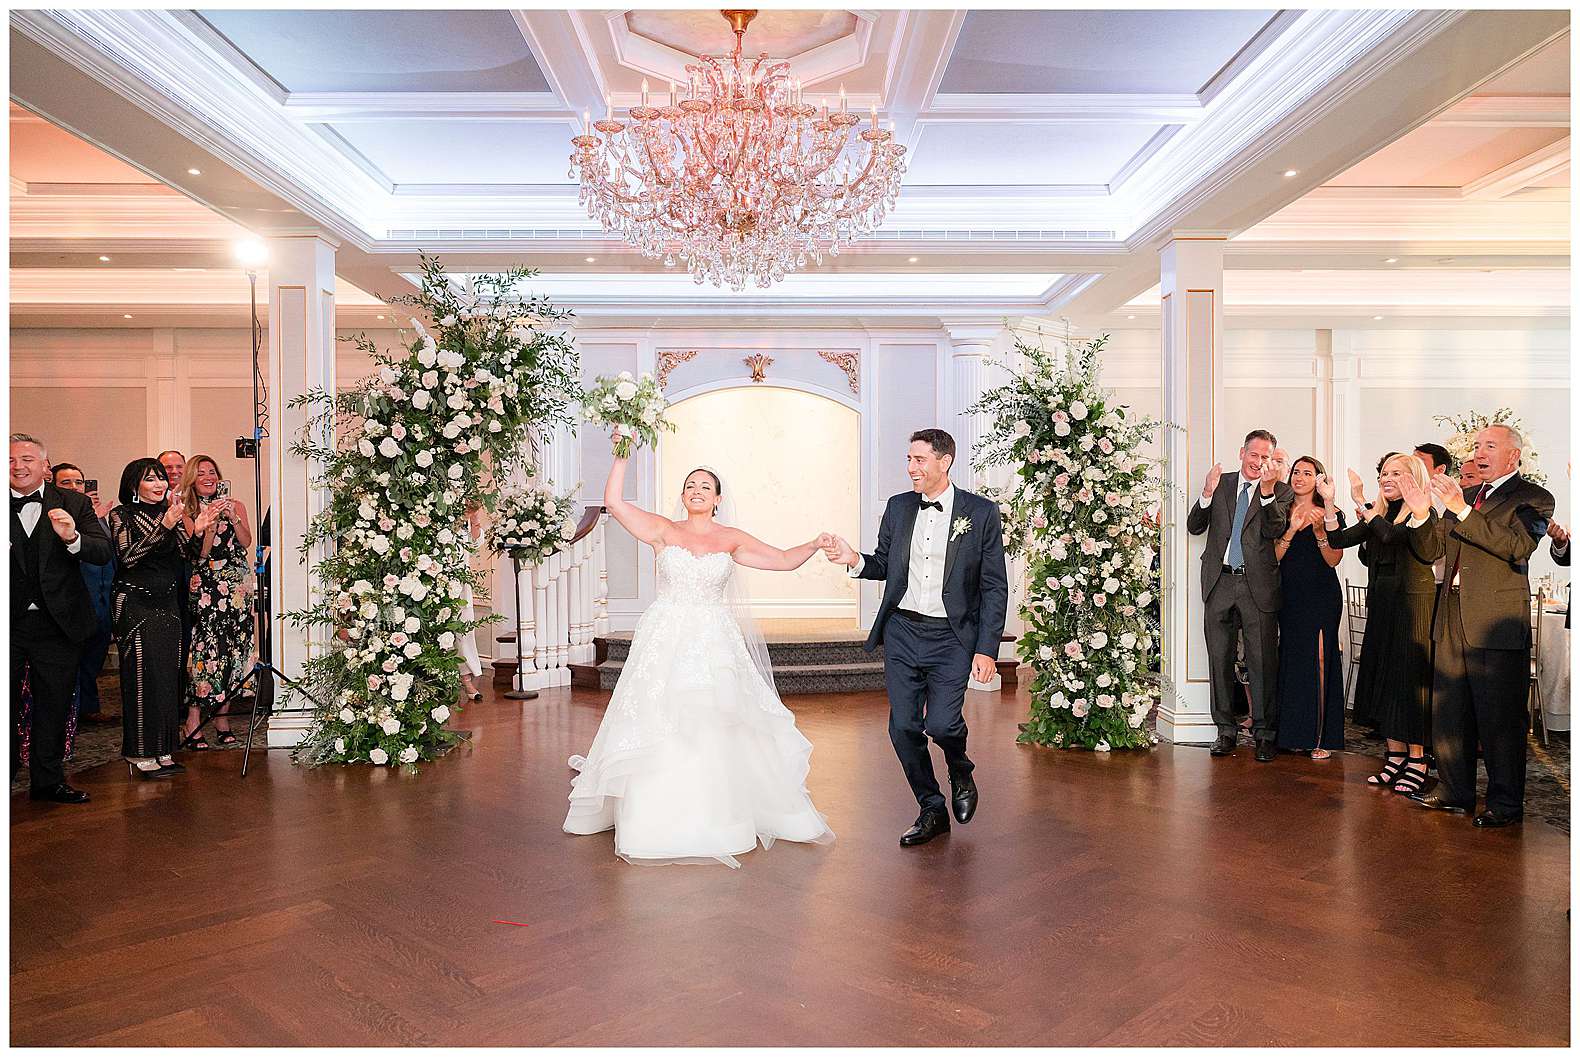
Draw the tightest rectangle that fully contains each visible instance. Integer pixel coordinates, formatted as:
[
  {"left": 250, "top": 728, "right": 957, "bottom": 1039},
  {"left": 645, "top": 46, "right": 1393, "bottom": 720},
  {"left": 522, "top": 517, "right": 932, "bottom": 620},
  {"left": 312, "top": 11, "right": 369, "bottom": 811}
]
[
  {"left": 1462, "top": 136, "right": 1570, "bottom": 200},
  {"left": 11, "top": 9, "right": 390, "bottom": 243},
  {"left": 882, "top": 9, "right": 966, "bottom": 154},
  {"left": 1112, "top": 9, "right": 1452, "bottom": 240},
  {"left": 1433, "top": 94, "right": 1571, "bottom": 128},
  {"left": 924, "top": 93, "right": 1203, "bottom": 124},
  {"left": 282, "top": 92, "right": 568, "bottom": 122},
  {"left": 603, "top": 10, "right": 874, "bottom": 89},
  {"left": 1197, "top": 10, "right": 1307, "bottom": 107},
  {"left": 511, "top": 10, "right": 606, "bottom": 115}
]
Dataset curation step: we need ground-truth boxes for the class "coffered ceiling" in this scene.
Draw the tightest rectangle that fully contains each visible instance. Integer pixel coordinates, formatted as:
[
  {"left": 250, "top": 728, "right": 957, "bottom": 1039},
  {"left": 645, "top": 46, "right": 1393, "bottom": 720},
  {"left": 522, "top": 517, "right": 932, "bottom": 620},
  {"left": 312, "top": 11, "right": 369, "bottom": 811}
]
[{"left": 7, "top": 8, "right": 1571, "bottom": 328}]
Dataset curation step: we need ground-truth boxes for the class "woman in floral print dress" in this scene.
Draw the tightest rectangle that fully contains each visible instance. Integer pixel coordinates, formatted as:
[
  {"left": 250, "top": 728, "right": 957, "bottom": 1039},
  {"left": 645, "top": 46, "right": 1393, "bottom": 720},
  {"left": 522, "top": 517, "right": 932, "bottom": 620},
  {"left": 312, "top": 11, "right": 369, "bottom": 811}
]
[{"left": 177, "top": 455, "right": 254, "bottom": 749}]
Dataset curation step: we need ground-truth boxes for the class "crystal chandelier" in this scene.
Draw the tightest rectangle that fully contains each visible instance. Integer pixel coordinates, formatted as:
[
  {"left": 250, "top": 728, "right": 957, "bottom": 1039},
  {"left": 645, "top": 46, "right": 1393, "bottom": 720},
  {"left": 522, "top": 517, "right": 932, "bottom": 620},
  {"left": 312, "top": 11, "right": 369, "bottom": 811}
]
[{"left": 569, "top": 9, "right": 907, "bottom": 291}]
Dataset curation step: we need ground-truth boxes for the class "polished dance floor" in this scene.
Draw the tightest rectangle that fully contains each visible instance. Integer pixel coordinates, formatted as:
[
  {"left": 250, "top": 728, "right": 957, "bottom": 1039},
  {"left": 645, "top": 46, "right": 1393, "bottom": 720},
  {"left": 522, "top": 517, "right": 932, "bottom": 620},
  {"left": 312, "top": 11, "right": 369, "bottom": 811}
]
[{"left": 10, "top": 682, "right": 1569, "bottom": 1046}]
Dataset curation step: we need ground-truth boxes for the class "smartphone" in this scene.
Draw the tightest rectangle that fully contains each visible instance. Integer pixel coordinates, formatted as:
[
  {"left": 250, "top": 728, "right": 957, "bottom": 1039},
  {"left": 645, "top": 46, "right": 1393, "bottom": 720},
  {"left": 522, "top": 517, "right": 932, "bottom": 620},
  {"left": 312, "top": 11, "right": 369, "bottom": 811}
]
[
  {"left": 217, "top": 480, "right": 231, "bottom": 499},
  {"left": 84, "top": 479, "right": 97, "bottom": 494}
]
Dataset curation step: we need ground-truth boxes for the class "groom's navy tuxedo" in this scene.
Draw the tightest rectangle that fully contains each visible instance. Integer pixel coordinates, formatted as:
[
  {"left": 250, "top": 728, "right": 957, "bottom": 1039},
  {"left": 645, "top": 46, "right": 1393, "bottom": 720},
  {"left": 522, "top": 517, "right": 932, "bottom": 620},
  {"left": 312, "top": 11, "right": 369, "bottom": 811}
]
[{"left": 854, "top": 484, "right": 1008, "bottom": 813}]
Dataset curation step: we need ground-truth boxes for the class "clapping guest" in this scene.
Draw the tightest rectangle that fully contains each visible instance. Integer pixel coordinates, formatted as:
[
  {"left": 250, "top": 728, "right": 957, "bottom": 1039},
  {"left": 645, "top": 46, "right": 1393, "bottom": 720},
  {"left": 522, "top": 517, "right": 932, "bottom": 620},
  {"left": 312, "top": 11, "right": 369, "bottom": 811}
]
[
  {"left": 110, "top": 459, "right": 220, "bottom": 779},
  {"left": 178, "top": 456, "right": 254, "bottom": 749},
  {"left": 1414, "top": 444, "right": 1453, "bottom": 584},
  {"left": 1269, "top": 448, "right": 1291, "bottom": 484},
  {"left": 1326, "top": 455, "right": 1441, "bottom": 797},
  {"left": 1185, "top": 429, "right": 1294, "bottom": 761},
  {"left": 51, "top": 464, "right": 117, "bottom": 726},
  {"left": 1419, "top": 425, "right": 1554, "bottom": 826},
  {"left": 1456, "top": 460, "right": 1481, "bottom": 490},
  {"left": 1272, "top": 457, "right": 1347, "bottom": 759},
  {"left": 10, "top": 435, "right": 112, "bottom": 803}
]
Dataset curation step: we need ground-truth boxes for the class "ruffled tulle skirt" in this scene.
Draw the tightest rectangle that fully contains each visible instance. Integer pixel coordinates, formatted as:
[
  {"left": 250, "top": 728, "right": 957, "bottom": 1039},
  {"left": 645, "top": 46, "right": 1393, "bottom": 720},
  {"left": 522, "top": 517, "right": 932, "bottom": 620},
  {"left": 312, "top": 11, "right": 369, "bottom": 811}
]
[{"left": 564, "top": 599, "right": 834, "bottom": 868}]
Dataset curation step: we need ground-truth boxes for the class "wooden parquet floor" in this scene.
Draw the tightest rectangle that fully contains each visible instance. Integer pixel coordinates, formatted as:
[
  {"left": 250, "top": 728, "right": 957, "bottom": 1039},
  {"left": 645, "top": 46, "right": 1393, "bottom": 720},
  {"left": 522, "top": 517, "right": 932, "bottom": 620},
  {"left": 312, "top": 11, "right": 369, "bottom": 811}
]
[{"left": 10, "top": 682, "right": 1570, "bottom": 1046}]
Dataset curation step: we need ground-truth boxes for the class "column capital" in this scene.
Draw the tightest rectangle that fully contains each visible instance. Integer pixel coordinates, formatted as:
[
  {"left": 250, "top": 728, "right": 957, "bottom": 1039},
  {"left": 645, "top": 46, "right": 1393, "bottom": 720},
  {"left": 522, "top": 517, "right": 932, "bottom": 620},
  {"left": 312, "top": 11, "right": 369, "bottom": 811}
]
[{"left": 939, "top": 319, "right": 1006, "bottom": 348}]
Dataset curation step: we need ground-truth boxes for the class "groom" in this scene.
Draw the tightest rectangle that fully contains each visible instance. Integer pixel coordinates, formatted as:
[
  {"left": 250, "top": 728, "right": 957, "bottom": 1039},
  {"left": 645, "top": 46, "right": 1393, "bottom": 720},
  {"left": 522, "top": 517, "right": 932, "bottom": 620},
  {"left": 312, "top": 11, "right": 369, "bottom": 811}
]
[{"left": 826, "top": 429, "right": 1008, "bottom": 847}]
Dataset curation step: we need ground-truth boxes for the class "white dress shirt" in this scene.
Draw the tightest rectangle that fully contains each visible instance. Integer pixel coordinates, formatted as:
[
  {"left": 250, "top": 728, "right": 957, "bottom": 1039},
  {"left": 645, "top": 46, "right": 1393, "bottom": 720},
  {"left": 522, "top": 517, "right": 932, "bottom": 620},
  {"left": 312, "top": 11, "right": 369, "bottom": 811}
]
[
  {"left": 850, "top": 483, "right": 954, "bottom": 618},
  {"left": 1197, "top": 472, "right": 1276, "bottom": 566},
  {"left": 11, "top": 484, "right": 82, "bottom": 610}
]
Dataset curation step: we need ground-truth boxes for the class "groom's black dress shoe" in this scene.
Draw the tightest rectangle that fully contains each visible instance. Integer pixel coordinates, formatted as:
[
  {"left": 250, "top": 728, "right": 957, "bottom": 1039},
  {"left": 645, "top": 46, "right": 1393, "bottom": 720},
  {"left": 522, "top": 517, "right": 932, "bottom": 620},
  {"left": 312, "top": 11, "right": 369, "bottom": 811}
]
[
  {"left": 1473, "top": 810, "right": 1522, "bottom": 828},
  {"left": 950, "top": 775, "right": 978, "bottom": 825},
  {"left": 1254, "top": 740, "right": 1276, "bottom": 763},
  {"left": 28, "top": 782, "right": 90, "bottom": 804},
  {"left": 900, "top": 809, "right": 950, "bottom": 847},
  {"left": 1415, "top": 794, "right": 1472, "bottom": 815},
  {"left": 1209, "top": 734, "right": 1235, "bottom": 757}
]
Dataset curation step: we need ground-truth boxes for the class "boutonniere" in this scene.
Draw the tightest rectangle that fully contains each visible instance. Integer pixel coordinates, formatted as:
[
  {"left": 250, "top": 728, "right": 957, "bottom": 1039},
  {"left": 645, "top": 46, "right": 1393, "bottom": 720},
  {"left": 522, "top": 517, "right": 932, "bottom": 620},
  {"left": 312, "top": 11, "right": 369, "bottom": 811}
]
[{"left": 951, "top": 516, "right": 972, "bottom": 541}]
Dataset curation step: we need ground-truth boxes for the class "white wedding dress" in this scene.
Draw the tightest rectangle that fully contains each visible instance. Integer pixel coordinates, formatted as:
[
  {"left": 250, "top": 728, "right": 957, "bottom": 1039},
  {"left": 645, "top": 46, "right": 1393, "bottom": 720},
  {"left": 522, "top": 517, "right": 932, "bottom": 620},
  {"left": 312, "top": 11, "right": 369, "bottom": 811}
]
[{"left": 564, "top": 546, "right": 835, "bottom": 868}]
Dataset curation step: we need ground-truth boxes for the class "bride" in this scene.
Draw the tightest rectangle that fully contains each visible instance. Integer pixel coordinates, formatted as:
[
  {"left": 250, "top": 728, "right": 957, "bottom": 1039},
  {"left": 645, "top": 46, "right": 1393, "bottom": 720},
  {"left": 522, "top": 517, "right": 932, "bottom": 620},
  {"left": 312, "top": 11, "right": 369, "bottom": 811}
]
[{"left": 562, "top": 440, "right": 836, "bottom": 868}]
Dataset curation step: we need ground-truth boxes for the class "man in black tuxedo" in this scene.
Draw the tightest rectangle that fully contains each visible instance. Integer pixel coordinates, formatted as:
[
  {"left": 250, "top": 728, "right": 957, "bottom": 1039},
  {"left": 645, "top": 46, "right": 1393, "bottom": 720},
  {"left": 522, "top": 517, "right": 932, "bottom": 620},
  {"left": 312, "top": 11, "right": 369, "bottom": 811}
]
[
  {"left": 826, "top": 429, "right": 1008, "bottom": 847},
  {"left": 10, "top": 434, "right": 112, "bottom": 802},
  {"left": 1186, "top": 428, "right": 1293, "bottom": 761},
  {"left": 1417, "top": 425, "right": 1554, "bottom": 827}
]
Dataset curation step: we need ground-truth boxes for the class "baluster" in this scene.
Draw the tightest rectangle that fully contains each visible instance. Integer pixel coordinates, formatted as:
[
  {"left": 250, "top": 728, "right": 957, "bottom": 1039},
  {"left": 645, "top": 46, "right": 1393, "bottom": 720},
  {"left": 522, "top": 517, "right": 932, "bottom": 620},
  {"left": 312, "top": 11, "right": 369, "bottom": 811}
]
[
  {"left": 533, "top": 555, "right": 552, "bottom": 677},
  {"left": 555, "top": 550, "right": 572, "bottom": 677},
  {"left": 594, "top": 515, "right": 610, "bottom": 639}
]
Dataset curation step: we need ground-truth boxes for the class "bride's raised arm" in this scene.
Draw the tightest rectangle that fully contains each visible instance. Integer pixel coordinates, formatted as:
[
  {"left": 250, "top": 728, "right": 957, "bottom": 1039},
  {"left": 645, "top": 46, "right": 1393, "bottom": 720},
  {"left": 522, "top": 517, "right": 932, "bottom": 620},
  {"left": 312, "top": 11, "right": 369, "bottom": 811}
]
[
  {"left": 726, "top": 528, "right": 827, "bottom": 572},
  {"left": 604, "top": 448, "right": 670, "bottom": 547}
]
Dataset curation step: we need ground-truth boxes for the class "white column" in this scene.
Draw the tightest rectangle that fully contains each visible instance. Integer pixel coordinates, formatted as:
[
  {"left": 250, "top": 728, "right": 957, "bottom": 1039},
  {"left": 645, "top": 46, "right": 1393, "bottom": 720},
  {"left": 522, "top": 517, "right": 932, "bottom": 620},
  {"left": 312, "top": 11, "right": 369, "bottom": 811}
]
[
  {"left": 1326, "top": 330, "right": 1367, "bottom": 667},
  {"left": 943, "top": 320, "right": 1005, "bottom": 692},
  {"left": 942, "top": 321, "right": 1004, "bottom": 491},
  {"left": 1158, "top": 235, "right": 1225, "bottom": 745},
  {"left": 264, "top": 234, "right": 338, "bottom": 748}
]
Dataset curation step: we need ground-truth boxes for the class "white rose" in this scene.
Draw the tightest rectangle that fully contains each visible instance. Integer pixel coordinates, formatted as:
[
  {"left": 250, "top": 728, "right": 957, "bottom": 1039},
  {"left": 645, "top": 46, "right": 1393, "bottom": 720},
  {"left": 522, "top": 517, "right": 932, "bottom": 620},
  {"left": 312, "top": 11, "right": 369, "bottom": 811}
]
[
  {"left": 380, "top": 717, "right": 401, "bottom": 736},
  {"left": 438, "top": 631, "right": 455, "bottom": 650},
  {"left": 1038, "top": 644, "right": 1054, "bottom": 661},
  {"left": 1096, "top": 673, "right": 1112, "bottom": 688},
  {"left": 1090, "top": 631, "right": 1108, "bottom": 649},
  {"left": 438, "top": 528, "right": 456, "bottom": 546},
  {"left": 442, "top": 422, "right": 460, "bottom": 440},
  {"left": 411, "top": 390, "right": 432, "bottom": 410},
  {"left": 422, "top": 370, "right": 439, "bottom": 389},
  {"left": 1054, "top": 421, "right": 1071, "bottom": 437},
  {"left": 399, "top": 746, "right": 419, "bottom": 765},
  {"left": 369, "top": 747, "right": 389, "bottom": 765},
  {"left": 396, "top": 524, "right": 414, "bottom": 541},
  {"left": 543, "top": 500, "right": 558, "bottom": 517},
  {"left": 1120, "top": 632, "right": 1137, "bottom": 649},
  {"left": 338, "top": 707, "right": 355, "bottom": 723},
  {"left": 359, "top": 600, "right": 379, "bottom": 620},
  {"left": 404, "top": 616, "right": 421, "bottom": 633},
  {"left": 447, "top": 464, "right": 463, "bottom": 480},
  {"left": 614, "top": 381, "right": 638, "bottom": 401},
  {"left": 358, "top": 438, "right": 376, "bottom": 457},
  {"left": 400, "top": 642, "right": 419, "bottom": 659},
  {"left": 1070, "top": 401, "right": 1089, "bottom": 420},
  {"left": 368, "top": 535, "right": 390, "bottom": 555},
  {"left": 1104, "top": 577, "right": 1120, "bottom": 594},
  {"left": 378, "top": 436, "right": 400, "bottom": 459},
  {"left": 415, "top": 449, "right": 434, "bottom": 468},
  {"left": 432, "top": 705, "right": 451, "bottom": 724},
  {"left": 1135, "top": 591, "right": 1153, "bottom": 608},
  {"left": 334, "top": 737, "right": 346, "bottom": 754},
  {"left": 389, "top": 672, "right": 415, "bottom": 701},
  {"left": 357, "top": 500, "right": 376, "bottom": 521},
  {"left": 378, "top": 365, "right": 399, "bottom": 384}
]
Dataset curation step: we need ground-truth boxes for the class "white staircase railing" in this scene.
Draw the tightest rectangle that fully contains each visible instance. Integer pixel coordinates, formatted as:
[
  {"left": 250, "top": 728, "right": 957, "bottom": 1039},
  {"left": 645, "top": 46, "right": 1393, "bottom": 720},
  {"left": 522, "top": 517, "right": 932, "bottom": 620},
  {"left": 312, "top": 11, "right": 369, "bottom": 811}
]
[{"left": 506, "top": 507, "right": 607, "bottom": 692}]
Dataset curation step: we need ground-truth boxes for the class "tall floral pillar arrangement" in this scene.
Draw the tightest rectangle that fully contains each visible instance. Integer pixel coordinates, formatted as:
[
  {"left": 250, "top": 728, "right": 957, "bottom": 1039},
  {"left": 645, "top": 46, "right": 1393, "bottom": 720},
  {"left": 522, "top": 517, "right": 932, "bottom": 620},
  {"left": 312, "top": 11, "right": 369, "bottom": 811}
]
[
  {"left": 286, "top": 255, "right": 579, "bottom": 768},
  {"left": 970, "top": 335, "right": 1165, "bottom": 751}
]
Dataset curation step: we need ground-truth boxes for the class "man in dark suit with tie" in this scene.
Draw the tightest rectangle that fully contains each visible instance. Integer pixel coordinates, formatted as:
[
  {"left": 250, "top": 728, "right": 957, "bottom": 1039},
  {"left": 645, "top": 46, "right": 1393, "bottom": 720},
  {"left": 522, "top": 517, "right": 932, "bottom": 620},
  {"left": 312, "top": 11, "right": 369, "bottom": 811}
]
[
  {"left": 826, "top": 428, "right": 1009, "bottom": 847},
  {"left": 10, "top": 434, "right": 113, "bottom": 802},
  {"left": 1186, "top": 428, "right": 1294, "bottom": 761},
  {"left": 1416, "top": 424, "right": 1554, "bottom": 827}
]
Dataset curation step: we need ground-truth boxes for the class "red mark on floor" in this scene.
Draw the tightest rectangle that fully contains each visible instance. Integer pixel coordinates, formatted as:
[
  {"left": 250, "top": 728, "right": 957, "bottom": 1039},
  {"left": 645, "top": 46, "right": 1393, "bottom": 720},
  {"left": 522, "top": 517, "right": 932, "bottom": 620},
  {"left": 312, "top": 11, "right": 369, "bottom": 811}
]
[{"left": 493, "top": 919, "right": 530, "bottom": 927}]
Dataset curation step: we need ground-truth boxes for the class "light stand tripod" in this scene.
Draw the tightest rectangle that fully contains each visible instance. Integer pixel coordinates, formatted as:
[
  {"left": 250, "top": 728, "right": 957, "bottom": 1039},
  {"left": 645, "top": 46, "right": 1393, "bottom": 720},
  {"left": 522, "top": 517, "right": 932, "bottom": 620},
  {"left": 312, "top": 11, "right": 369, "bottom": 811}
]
[{"left": 189, "top": 263, "right": 323, "bottom": 775}]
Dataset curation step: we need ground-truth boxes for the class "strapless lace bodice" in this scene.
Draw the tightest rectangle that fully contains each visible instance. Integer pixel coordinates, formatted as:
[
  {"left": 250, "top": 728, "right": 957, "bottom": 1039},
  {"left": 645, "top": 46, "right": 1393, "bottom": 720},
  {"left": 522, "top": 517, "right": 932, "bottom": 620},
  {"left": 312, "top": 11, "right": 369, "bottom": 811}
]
[{"left": 654, "top": 547, "right": 732, "bottom": 606}]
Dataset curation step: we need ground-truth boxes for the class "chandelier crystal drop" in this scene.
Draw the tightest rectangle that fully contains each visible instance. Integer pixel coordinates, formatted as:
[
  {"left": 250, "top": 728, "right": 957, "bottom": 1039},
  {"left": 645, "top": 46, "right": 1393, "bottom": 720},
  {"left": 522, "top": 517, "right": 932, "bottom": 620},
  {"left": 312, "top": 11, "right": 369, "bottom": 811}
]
[{"left": 568, "top": 9, "right": 907, "bottom": 291}]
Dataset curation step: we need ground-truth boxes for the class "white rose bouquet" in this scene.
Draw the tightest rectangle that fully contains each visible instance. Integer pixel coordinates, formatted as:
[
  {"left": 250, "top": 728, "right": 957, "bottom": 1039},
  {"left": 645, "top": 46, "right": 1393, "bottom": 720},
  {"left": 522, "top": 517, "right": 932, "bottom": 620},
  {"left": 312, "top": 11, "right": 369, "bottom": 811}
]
[
  {"left": 487, "top": 486, "right": 578, "bottom": 561},
  {"left": 580, "top": 371, "right": 673, "bottom": 459}
]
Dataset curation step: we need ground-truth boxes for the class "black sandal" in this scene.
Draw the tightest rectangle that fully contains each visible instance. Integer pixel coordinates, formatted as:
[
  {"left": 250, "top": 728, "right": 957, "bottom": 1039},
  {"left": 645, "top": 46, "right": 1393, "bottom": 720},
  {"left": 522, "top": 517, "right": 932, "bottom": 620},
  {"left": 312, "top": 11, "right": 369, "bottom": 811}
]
[
  {"left": 1392, "top": 756, "right": 1430, "bottom": 796},
  {"left": 215, "top": 730, "right": 238, "bottom": 747},
  {"left": 1367, "top": 752, "right": 1406, "bottom": 786},
  {"left": 182, "top": 728, "right": 211, "bottom": 751}
]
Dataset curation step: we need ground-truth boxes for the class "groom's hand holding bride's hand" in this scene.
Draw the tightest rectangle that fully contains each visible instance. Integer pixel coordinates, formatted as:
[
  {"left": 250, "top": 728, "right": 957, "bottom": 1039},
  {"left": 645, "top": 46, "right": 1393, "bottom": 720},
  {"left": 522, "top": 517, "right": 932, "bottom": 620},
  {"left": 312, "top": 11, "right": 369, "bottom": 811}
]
[{"left": 820, "top": 534, "right": 858, "bottom": 567}]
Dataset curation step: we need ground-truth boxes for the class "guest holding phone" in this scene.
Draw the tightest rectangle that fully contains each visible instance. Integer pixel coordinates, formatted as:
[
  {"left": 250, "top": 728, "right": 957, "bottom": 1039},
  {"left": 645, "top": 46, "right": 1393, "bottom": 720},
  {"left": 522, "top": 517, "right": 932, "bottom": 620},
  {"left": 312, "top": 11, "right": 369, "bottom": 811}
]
[{"left": 177, "top": 455, "right": 254, "bottom": 749}]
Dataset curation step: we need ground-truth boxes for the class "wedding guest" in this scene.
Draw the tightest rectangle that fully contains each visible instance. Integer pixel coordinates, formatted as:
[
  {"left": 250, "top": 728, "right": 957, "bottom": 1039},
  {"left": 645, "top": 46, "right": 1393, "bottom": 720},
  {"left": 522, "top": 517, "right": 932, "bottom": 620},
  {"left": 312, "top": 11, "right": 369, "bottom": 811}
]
[
  {"left": 1269, "top": 448, "right": 1291, "bottom": 483},
  {"left": 456, "top": 502, "right": 485, "bottom": 702},
  {"left": 51, "top": 463, "right": 117, "bottom": 725},
  {"left": 1414, "top": 444, "right": 1453, "bottom": 583},
  {"left": 1457, "top": 460, "right": 1481, "bottom": 489},
  {"left": 1186, "top": 428, "right": 1294, "bottom": 761},
  {"left": 109, "top": 458, "right": 219, "bottom": 779},
  {"left": 1550, "top": 520, "right": 1570, "bottom": 630},
  {"left": 178, "top": 455, "right": 253, "bottom": 749},
  {"left": 1327, "top": 455, "right": 1440, "bottom": 796},
  {"left": 157, "top": 450, "right": 186, "bottom": 493},
  {"left": 10, "top": 434, "right": 112, "bottom": 803},
  {"left": 156, "top": 449, "right": 197, "bottom": 718},
  {"left": 1273, "top": 457, "right": 1346, "bottom": 758},
  {"left": 1419, "top": 425, "right": 1554, "bottom": 826}
]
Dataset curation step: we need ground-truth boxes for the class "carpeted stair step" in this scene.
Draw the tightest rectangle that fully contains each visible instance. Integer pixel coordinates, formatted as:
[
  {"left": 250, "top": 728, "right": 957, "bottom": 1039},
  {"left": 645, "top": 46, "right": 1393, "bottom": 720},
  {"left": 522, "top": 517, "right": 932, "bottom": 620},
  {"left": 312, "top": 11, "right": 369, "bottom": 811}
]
[{"left": 593, "top": 657, "right": 889, "bottom": 695}]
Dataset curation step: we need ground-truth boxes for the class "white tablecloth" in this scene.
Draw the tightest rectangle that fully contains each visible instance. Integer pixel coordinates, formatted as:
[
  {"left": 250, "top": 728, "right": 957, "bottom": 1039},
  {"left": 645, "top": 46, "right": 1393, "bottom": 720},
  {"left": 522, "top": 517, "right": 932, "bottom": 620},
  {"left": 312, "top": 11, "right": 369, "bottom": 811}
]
[{"left": 1537, "top": 609, "right": 1569, "bottom": 732}]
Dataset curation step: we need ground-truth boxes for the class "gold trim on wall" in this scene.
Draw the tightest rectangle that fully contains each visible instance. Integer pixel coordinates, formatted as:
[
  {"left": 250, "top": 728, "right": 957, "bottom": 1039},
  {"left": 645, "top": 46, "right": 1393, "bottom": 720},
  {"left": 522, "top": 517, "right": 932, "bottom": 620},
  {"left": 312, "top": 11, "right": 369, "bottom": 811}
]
[{"left": 655, "top": 349, "right": 697, "bottom": 389}]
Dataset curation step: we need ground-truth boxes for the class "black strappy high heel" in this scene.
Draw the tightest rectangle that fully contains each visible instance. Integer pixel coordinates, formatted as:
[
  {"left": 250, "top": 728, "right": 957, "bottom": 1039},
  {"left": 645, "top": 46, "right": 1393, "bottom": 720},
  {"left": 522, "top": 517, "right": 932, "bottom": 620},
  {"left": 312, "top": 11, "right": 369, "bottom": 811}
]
[
  {"left": 1392, "top": 755, "right": 1430, "bottom": 797},
  {"left": 1367, "top": 752, "right": 1407, "bottom": 787}
]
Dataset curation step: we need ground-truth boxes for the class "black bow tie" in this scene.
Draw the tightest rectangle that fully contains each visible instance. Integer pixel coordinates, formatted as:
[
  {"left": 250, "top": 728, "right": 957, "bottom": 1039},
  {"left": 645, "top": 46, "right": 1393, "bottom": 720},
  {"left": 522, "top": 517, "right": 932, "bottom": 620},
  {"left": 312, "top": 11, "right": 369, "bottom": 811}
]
[
  {"left": 919, "top": 498, "right": 944, "bottom": 512},
  {"left": 11, "top": 493, "right": 41, "bottom": 512}
]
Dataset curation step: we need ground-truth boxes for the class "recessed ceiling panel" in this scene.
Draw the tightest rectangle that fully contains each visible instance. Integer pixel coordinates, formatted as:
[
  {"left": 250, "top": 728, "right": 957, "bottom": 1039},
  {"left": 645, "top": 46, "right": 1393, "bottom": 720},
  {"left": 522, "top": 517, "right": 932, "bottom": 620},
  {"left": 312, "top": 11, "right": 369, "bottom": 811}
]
[
  {"left": 905, "top": 122, "right": 1164, "bottom": 186},
  {"left": 1478, "top": 35, "right": 1570, "bottom": 95},
  {"left": 1331, "top": 125, "right": 1570, "bottom": 187},
  {"left": 624, "top": 10, "right": 858, "bottom": 58},
  {"left": 326, "top": 120, "right": 577, "bottom": 184},
  {"left": 199, "top": 10, "right": 550, "bottom": 93},
  {"left": 10, "top": 105, "right": 159, "bottom": 184},
  {"left": 939, "top": 10, "right": 1277, "bottom": 94}
]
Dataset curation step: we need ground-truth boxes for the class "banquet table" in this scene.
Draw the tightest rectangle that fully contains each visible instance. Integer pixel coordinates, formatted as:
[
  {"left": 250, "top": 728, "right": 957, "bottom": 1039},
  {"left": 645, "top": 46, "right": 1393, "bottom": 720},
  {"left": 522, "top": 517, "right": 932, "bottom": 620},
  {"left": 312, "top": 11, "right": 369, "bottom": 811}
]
[{"left": 1537, "top": 606, "right": 1569, "bottom": 732}]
